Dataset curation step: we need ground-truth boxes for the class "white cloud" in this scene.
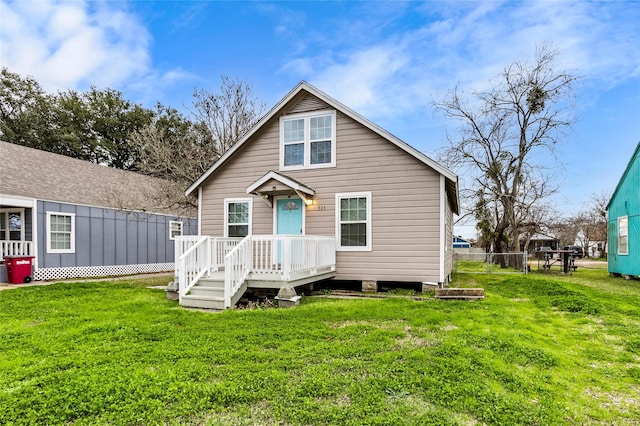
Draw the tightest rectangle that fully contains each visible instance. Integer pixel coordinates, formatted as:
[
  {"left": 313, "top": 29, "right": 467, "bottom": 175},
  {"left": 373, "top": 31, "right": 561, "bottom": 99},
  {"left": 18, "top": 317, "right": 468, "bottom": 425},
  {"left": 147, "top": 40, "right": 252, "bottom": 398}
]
[
  {"left": 0, "top": 0, "right": 151, "bottom": 92},
  {"left": 281, "top": 1, "right": 640, "bottom": 122},
  {"left": 310, "top": 45, "right": 410, "bottom": 116}
]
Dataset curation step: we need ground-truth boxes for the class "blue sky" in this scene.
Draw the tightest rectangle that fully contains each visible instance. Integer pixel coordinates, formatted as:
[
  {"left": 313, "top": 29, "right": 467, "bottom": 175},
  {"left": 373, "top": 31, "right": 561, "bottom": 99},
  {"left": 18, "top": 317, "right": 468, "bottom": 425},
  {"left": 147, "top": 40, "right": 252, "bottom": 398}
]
[{"left": 2, "top": 1, "right": 639, "bottom": 238}]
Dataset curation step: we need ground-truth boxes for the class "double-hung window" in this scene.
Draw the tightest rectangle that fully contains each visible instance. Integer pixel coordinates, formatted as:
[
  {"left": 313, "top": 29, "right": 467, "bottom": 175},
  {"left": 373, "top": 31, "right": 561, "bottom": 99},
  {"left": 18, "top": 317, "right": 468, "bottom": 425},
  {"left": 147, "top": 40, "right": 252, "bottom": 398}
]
[
  {"left": 280, "top": 110, "right": 336, "bottom": 170},
  {"left": 46, "top": 212, "right": 75, "bottom": 253},
  {"left": 336, "top": 192, "right": 372, "bottom": 251},
  {"left": 618, "top": 216, "right": 629, "bottom": 255},
  {"left": 169, "top": 221, "right": 183, "bottom": 240},
  {"left": 225, "top": 199, "right": 252, "bottom": 237}
]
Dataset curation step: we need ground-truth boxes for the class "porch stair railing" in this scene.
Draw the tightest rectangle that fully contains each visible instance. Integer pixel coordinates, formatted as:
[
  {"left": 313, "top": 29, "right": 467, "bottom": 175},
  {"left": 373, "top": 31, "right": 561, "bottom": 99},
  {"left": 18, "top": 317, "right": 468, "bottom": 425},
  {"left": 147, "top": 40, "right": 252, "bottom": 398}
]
[
  {"left": 224, "top": 235, "right": 252, "bottom": 308},
  {"left": 177, "top": 236, "right": 210, "bottom": 302},
  {"left": 175, "top": 235, "right": 336, "bottom": 309},
  {"left": 176, "top": 236, "right": 242, "bottom": 303}
]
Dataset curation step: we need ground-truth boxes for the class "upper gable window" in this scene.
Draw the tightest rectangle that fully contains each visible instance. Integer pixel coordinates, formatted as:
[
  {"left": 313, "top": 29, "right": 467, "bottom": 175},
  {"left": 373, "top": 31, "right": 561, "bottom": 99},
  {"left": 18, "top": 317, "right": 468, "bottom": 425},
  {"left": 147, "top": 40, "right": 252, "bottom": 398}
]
[{"left": 280, "top": 110, "right": 336, "bottom": 170}]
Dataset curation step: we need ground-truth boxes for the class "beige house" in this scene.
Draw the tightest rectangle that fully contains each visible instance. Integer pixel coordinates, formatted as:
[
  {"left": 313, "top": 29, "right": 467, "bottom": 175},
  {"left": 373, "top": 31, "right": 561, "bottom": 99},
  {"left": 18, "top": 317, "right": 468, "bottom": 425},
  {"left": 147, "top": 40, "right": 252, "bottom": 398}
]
[{"left": 175, "top": 82, "right": 459, "bottom": 309}]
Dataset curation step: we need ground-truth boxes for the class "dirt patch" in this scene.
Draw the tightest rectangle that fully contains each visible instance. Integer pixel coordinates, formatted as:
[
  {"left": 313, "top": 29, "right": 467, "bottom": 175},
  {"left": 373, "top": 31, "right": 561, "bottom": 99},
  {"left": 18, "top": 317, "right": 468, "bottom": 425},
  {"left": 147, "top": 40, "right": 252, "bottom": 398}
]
[{"left": 574, "top": 259, "right": 608, "bottom": 270}]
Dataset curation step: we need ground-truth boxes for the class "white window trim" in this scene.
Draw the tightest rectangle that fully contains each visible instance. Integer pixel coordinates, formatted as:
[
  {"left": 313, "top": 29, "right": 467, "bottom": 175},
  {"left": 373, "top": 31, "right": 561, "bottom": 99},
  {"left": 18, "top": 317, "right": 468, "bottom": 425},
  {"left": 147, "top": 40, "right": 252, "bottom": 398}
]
[
  {"left": 335, "top": 192, "right": 372, "bottom": 252},
  {"left": 279, "top": 110, "right": 337, "bottom": 171},
  {"left": 224, "top": 198, "right": 253, "bottom": 238},
  {"left": 0, "top": 208, "right": 26, "bottom": 241},
  {"left": 618, "top": 215, "right": 629, "bottom": 255},
  {"left": 46, "top": 211, "right": 75, "bottom": 254},
  {"left": 169, "top": 220, "right": 183, "bottom": 241}
]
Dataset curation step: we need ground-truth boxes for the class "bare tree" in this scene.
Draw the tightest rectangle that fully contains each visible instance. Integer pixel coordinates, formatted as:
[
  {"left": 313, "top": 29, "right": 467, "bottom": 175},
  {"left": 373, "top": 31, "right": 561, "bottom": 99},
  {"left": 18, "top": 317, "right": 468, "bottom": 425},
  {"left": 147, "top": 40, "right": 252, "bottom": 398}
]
[
  {"left": 435, "top": 47, "right": 578, "bottom": 267},
  {"left": 587, "top": 191, "right": 610, "bottom": 257},
  {"left": 129, "top": 108, "right": 211, "bottom": 214},
  {"left": 563, "top": 191, "right": 611, "bottom": 257},
  {"left": 131, "top": 77, "right": 265, "bottom": 215},
  {"left": 190, "top": 75, "right": 266, "bottom": 158}
]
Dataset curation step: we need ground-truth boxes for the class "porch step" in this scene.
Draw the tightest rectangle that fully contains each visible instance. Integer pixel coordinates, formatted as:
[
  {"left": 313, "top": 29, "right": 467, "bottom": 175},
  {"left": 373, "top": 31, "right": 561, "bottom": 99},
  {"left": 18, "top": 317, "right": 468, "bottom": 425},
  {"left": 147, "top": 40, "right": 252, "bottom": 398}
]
[
  {"left": 179, "top": 272, "right": 249, "bottom": 310},
  {"left": 180, "top": 294, "right": 225, "bottom": 310},
  {"left": 197, "top": 276, "right": 225, "bottom": 288},
  {"left": 181, "top": 276, "right": 225, "bottom": 309},
  {"left": 188, "top": 284, "right": 224, "bottom": 298}
]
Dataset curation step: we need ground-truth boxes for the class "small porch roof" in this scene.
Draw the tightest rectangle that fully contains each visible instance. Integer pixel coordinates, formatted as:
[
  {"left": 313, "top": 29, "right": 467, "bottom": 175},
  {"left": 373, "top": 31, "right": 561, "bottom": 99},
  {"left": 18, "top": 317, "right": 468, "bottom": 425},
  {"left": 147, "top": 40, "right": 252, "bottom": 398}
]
[{"left": 246, "top": 171, "right": 315, "bottom": 205}]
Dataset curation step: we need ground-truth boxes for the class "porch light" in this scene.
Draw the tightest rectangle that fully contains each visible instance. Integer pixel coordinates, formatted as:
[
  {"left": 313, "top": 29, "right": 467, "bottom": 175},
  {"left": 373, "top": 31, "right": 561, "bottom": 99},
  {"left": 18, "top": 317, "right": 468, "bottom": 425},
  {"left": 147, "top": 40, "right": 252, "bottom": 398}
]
[{"left": 305, "top": 198, "right": 313, "bottom": 206}]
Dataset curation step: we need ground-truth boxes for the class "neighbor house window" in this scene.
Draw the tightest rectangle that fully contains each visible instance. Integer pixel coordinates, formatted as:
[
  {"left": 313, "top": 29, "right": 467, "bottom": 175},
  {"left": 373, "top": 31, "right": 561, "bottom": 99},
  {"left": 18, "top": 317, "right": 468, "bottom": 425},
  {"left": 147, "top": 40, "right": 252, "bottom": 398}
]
[
  {"left": 224, "top": 199, "right": 252, "bottom": 237},
  {"left": 46, "top": 212, "right": 75, "bottom": 253},
  {"left": 280, "top": 110, "right": 336, "bottom": 170},
  {"left": 0, "top": 209, "right": 25, "bottom": 241},
  {"left": 169, "top": 221, "right": 183, "bottom": 240},
  {"left": 336, "top": 192, "right": 372, "bottom": 251},
  {"left": 618, "top": 216, "right": 628, "bottom": 255}
]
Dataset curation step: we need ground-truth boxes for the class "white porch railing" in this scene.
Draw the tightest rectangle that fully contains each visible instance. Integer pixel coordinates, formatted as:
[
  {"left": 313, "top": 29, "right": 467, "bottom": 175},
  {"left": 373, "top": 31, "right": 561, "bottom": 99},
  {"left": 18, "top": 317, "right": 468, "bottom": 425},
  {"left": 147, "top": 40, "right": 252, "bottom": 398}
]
[
  {"left": 174, "top": 236, "right": 202, "bottom": 259},
  {"left": 250, "top": 235, "right": 336, "bottom": 280},
  {"left": 175, "top": 236, "right": 242, "bottom": 301},
  {"left": 224, "top": 235, "right": 253, "bottom": 308},
  {"left": 177, "top": 236, "right": 209, "bottom": 301},
  {"left": 1, "top": 240, "right": 33, "bottom": 257},
  {"left": 210, "top": 237, "right": 243, "bottom": 271},
  {"left": 175, "top": 235, "right": 336, "bottom": 309}
]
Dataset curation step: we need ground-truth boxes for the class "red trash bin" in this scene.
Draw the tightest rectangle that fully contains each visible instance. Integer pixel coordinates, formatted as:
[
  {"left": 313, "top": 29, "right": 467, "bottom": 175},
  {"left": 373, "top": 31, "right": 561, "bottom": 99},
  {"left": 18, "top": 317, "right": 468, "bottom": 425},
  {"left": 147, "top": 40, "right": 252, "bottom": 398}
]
[{"left": 3, "top": 256, "right": 35, "bottom": 284}]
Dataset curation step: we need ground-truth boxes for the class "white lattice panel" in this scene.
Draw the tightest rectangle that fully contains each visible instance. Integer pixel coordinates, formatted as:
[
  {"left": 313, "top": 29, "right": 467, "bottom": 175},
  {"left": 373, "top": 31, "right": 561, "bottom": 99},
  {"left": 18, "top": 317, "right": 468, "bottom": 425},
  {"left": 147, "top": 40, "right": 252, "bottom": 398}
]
[{"left": 33, "top": 263, "right": 174, "bottom": 281}]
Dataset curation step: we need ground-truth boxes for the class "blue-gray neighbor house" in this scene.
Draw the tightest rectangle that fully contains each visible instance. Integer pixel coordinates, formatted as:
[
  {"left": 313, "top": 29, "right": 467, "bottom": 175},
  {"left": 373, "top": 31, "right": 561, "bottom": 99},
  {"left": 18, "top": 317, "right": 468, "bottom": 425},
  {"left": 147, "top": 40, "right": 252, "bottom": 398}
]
[
  {"left": 606, "top": 141, "right": 640, "bottom": 279},
  {"left": 452, "top": 236, "right": 471, "bottom": 249},
  {"left": 0, "top": 141, "right": 197, "bottom": 282}
]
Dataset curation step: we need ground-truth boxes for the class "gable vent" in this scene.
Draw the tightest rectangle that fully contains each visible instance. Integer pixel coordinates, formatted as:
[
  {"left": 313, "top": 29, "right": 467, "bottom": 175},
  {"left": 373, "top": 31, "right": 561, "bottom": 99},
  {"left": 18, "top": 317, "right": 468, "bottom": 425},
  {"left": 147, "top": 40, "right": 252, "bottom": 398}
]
[{"left": 285, "top": 94, "right": 330, "bottom": 115}]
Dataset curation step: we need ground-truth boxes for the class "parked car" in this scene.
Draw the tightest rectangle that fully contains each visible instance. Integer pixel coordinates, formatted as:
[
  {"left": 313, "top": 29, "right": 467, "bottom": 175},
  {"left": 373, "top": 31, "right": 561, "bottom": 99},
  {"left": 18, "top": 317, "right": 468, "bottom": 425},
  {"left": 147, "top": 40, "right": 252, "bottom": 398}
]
[{"left": 564, "top": 245, "right": 584, "bottom": 258}]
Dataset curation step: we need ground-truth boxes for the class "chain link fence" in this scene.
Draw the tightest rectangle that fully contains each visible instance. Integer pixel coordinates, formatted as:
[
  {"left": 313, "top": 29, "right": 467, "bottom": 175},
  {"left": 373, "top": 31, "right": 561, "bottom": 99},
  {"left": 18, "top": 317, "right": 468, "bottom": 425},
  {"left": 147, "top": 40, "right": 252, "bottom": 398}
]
[{"left": 454, "top": 251, "right": 529, "bottom": 274}]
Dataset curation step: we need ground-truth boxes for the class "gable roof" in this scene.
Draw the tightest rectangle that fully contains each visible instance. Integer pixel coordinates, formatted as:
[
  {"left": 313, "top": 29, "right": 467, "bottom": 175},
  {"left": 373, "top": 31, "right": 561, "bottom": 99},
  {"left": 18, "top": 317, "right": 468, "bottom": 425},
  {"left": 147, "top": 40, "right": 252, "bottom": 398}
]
[
  {"left": 185, "top": 81, "right": 459, "bottom": 214},
  {"left": 0, "top": 141, "right": 186, "bottom": 216},
  {"left": 606, "top": 140, "right": 640, "bottom": 210},
  {"left": 246, "top": 171, "right": 315, "bottom": 196}
]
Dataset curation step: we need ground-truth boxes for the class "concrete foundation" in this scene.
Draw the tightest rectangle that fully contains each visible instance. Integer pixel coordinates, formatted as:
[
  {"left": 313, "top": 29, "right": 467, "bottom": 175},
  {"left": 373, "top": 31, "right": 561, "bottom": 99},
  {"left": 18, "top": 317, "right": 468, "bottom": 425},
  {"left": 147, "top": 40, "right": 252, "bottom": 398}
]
[
  {"left": 421, "top": 282, "right": 440, "bottom": 292},
  {"left": 361, "top": 280, "right": 378, "bottom": 292},
  {"left": 274, "top": 286, "right": 301, "bottom": 308},
  {"left": 166, "top": 281, "right": 179, "bottom": 300}
]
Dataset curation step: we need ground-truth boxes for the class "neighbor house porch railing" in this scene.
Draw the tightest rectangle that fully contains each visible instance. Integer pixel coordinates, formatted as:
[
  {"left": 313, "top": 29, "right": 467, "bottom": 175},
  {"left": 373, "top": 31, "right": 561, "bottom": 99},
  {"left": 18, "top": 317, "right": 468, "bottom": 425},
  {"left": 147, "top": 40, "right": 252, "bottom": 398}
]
[
  {"left": 175, "top": 235, "right": 336, "bottom": 307},
  {"left": 1, "top": 240, "right": 33, "bottom": 257}
]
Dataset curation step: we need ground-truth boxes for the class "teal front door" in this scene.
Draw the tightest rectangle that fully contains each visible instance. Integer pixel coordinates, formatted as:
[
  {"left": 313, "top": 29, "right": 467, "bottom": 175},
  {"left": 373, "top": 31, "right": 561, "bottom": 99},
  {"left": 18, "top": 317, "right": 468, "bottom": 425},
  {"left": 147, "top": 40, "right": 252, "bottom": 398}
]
[
  {"left": 276, "top": 198, "right": 303, "bottom": 235},
  {"left": 276, "top": 198, "right": 303, "bottom": 264}
]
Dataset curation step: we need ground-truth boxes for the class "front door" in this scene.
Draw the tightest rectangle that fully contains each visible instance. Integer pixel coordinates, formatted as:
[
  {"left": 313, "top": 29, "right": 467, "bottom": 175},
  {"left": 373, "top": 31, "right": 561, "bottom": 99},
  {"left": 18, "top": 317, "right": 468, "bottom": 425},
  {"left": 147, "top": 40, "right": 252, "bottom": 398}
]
[
  {"left": 275, "top": 197, "right": 303, "bottom": 265},
  {"left": 276, "top": 198, "right": 303, "bottom": 235}
]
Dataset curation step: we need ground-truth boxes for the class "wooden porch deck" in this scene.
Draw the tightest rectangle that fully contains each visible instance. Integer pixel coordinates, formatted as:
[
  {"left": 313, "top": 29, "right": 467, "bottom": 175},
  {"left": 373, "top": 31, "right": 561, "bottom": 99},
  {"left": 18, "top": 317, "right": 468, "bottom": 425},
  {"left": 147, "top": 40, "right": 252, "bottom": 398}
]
[{"left": 175, "top": 235, "right": 336, "bottom": 310}]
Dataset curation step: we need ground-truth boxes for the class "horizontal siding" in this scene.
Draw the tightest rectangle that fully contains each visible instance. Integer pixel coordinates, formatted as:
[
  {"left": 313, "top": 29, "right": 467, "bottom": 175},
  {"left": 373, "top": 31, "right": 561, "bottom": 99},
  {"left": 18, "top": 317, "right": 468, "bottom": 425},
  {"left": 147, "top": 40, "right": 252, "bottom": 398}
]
[
  {"left": 201, "top": 98, "right": 444, "bottom": 283},
  {"left": 444, "top": 192, "right": 453, "bottom": 282}
]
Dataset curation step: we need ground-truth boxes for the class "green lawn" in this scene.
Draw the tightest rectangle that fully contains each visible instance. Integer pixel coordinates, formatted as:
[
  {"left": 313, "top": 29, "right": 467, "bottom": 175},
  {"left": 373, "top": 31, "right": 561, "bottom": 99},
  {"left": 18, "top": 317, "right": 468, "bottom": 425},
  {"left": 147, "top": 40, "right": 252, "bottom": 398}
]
[
  {"left": 1, "top": 270, "right": 638, "bottom": 425},
  {"left": 454, "top": 259, "right": 525, "bottom": 273}
]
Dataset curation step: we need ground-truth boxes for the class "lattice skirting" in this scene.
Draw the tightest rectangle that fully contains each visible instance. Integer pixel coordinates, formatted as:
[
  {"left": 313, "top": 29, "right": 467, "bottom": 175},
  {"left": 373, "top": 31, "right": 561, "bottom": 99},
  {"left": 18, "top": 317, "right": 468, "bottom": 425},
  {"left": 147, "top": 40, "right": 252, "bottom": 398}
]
[{"left": 33, "top": 263, "right": 175, "bottom": 281}]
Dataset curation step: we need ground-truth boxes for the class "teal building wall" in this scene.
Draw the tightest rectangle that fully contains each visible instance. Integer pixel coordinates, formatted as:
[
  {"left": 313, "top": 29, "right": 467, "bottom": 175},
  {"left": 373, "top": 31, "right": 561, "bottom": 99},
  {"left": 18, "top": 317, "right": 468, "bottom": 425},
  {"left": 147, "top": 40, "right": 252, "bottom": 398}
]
[{"left": 607, "top": 141, "right": 640, "bottom": 277}]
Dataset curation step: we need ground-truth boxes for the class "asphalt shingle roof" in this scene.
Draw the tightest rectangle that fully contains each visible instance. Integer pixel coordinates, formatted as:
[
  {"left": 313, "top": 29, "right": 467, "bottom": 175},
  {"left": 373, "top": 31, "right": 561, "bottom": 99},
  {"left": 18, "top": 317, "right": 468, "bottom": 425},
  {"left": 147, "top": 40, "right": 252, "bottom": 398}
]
[{"left": 0, "top": 141, "right": 182, "bottom": 215}]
